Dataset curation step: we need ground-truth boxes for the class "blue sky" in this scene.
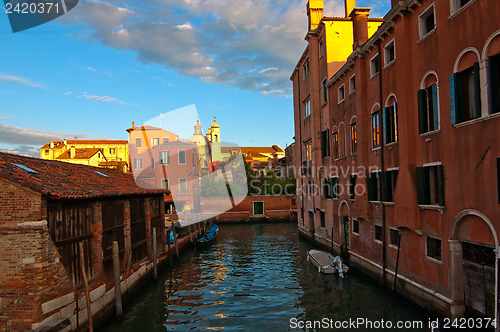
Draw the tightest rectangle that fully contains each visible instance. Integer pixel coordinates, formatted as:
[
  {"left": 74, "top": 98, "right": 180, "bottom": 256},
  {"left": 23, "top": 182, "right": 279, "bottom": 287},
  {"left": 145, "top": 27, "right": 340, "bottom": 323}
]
[{"left": 0, "top": 0, "right": 390, "bottom": 157}]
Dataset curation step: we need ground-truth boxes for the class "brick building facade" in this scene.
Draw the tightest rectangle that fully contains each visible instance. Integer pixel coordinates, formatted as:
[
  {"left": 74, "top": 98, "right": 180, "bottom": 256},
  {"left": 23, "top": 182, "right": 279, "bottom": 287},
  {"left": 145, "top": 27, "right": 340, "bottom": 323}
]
[
  {"left": 0, "top": 152, "right": 166, "bottom": 331},
  {"left": 292, "top": 0, "right": 500, "bottom": 319}
]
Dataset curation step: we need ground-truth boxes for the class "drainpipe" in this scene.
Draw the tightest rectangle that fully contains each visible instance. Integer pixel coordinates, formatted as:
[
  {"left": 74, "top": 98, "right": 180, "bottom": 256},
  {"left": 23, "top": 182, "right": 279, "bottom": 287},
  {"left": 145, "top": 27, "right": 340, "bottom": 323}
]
[
  {"left": 377, "top": 39, "right": 387, "bottom": 288},
  {"left": 495, "top": 246, "right": 498, "bottom": 332},
  {"left": 296, "top": 71, "right": 305, "bottom": 230}
]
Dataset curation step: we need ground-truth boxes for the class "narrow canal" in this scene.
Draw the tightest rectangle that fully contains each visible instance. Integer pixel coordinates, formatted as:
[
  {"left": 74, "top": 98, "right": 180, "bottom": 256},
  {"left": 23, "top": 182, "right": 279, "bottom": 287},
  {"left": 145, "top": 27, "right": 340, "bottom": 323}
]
[{"left": 100, "top": 222, "right": 431, "bottom": 331}]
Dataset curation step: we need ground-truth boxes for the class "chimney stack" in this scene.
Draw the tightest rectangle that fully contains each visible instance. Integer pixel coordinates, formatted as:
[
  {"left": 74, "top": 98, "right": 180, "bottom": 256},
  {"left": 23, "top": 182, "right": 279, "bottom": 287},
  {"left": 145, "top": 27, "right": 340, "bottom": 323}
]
[
  {"left": 307, "top": 0, "right": 324, "bottom": 31},
  {"left": 345, "top": 0, "right": 356, "bottom": 18},
  {"left": 132, "top": 121, "right": 135, "bottom": 129},
  {"left": 70, "top": 146, "right": 76, "bottom": 158},
  {"left": 350, "top": 8, "right": 371, "bottom": 49}
]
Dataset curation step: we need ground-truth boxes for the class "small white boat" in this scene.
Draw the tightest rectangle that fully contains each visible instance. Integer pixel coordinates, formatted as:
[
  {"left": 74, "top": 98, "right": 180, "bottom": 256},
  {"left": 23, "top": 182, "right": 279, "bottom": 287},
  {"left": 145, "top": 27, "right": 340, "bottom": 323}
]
[{"left": 307, "top": 249, "right": 348, "bottom": 277}]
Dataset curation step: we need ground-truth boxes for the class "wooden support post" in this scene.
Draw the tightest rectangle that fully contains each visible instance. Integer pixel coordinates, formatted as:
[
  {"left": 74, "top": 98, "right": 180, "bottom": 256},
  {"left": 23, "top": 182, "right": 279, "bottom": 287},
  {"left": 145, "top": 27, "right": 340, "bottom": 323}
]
[
  {"left": 112, "top": 241, "right": 123, "bottom": 318},
  {"left": 167, "top": 229, "right": 173, "bottom": 265},
  {"left": 79, "top": 242, "right": 93, "bottom": 331},
  {"left": 153, "top": 227, "right": 158, "bottom": 281},
  {"left": 172, "top": 224, "right": 180, "bottom": 258}
]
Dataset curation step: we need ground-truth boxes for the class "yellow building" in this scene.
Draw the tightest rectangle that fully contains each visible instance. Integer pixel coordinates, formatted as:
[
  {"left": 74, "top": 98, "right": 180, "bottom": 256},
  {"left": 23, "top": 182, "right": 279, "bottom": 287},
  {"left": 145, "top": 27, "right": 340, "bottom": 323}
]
[{"left": 40, "top": 140, "right": 129, "bottom": 172}]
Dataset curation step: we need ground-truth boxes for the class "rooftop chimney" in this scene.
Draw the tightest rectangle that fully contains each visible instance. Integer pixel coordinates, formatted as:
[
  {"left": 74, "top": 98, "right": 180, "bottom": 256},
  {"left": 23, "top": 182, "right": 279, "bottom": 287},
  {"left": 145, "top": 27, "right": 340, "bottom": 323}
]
[
  {"left": 345, "top": 0, "right": 356, "bottom": 18},
  {"left": 70, "top": 146, "right": 76, "bottom": 158},
  {"left": 132, "top": 121, "right": 135, "bottom": 129},
  {"left": 350, "top": 8, "right": 371, "bottom": 49},
  {"left": 307, "top": 0, "right": 324, "bottom": 31}
]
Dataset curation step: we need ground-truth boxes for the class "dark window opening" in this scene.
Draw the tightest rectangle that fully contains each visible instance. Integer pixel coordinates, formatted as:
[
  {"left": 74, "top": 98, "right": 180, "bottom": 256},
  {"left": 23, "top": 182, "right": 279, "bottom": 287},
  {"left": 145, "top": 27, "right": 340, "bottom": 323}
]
[
  {"left": 416, "top": 165, "right": 445, "bottom": 206},
  {"left": 426, "top": 236, "right": 442, "bottom": 261},
  {"left": 374, "top": 225, "right": 383, "bottom": 242}
]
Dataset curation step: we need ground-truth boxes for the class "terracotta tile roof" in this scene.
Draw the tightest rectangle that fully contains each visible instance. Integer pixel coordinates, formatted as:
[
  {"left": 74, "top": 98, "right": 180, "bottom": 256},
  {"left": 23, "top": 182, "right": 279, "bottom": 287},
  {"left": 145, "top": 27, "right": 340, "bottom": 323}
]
[
  {"left": 66, "top": 140, "right": 128, "bottom": 145},
  {"left": 239, "top": 145, "right": 285, "bottom": 155},
  {"left": 41, "top": 140, "right": 128, "bottom": 150},
  {"left": 0, "top": 152, "right": 166, "bottom": 200},
  {"left": 56, "top": 148, "right": 102, "bottom": 160}
]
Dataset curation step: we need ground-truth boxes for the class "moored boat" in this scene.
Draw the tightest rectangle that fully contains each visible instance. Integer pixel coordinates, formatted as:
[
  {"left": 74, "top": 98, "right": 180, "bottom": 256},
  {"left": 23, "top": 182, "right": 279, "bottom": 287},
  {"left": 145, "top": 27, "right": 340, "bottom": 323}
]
[
  {"left": 307, "top": 249, "right": 348, "bottom": 277},
  {"left": 197, "top": 224, "right": 219, "bottom": 246}
]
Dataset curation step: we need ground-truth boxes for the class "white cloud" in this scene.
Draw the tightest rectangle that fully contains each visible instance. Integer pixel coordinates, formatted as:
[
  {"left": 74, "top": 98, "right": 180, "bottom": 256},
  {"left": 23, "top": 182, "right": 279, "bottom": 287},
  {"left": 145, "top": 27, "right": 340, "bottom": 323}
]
[
  {"left": 0, "top": 73, "right": 44, "bottom": 88},
  {"left": 78, "top": 93, "right": 125, "bottom": 104},
  {"left": 0, "top": 123, "right": 90, "bottom": 147},
  {"left": 57, "top": 0, "right": 350, "bottom": 95}
]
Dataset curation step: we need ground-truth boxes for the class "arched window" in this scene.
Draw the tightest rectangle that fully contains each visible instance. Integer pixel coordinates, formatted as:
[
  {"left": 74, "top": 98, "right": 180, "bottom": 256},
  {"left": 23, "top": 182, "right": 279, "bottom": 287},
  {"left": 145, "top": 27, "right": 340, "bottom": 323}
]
[
  {"left": 370, "top": 104, "right": 381, "bottom": 148},
  {"left": 384, "top": 95, "right": 398, "bottom": 144},
  {"left": 450, "top": 48, "right": 481, "bottom": 124},
  {"left": 483, "top": 31, "right": 500, "bottom": 114},
  {"left": 350, "top": 116, "right": 357, "bottom": 154},
  {"left": 332, "top": 126, "right": 339, "bottom": 159},
  {"left": 418, "top": 72, "right": 440, "bottom": 134}
]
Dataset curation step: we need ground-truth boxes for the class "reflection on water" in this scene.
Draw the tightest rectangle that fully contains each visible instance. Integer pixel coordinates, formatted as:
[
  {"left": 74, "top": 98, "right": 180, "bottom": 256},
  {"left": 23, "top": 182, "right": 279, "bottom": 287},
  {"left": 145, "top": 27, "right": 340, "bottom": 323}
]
[{"left": 100, "top": 223, "right": 428, "bottom": 331}]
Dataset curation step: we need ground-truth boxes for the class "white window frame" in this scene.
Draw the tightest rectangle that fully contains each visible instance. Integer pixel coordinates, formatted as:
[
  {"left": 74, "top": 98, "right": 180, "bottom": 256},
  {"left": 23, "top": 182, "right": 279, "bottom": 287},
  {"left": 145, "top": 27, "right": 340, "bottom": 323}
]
[
  {"left": 338, "top": 84, "right": 345, "bottom": 104},
  {"left": 304, "top": 97, "right": 311, "bottom": 118},
  {"left": 135, "top": 137, "right": 141, "bottom": 148},
  {"left": 161, "top": 179, "right": 169, "bottom": 190},
  {"left": 159, "top": 151, "right": 170, "bottom": 165},
  {"left": 349, "top": 74, "right": 356, "bottom": 94},
  {"left": 352, "top": 218, "right": 359, "bottom": 236},
  {"left": 253, "top": 201, "right": 265, "bottom": 215},
  {"left": 152, "top": 137, "right": 159, "bottom": 147},
  {"left": 425, "top": 236, "right": 443, "bottom": 263},
  {"left": 374, "top": 224, "right": 383, "bottom": 244},
  {"left": 384, "top": 39, "right": 396, "bottom": 68},
  {"left": 370, "top": 53, "right": 380, "bottom": 78},
  {"left": 319, "top": 38, "right": 324, "bottom": 59},
  {"left": 303, "top": 60, "right": 310, "bottom": 78},
  {"left": 449, "top": 0, "right": 476, "bottom": 18},
  {"left": 418, "top": 4, "right": 436, "bottom": 40},
  {"left": 178, "top": 150, "right": 186, "bottom": 165},
  {"left": 163, "top": 137, "right": 169, "bottom": 144},
  {"left": 134, "top": 158, "right": 142, "bottom": 170},
  {"left": 179, "top": 178, "right": 187, "bottom": 195},
  {"left": 322, "top": 78, "right": 328, "bottom": 104}
]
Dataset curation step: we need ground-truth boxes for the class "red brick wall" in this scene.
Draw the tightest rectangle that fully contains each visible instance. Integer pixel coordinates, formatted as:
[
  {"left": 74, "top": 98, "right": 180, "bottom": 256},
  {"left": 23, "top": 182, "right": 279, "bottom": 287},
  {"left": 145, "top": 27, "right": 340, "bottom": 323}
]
[
  {"left": 215, "top": 195, "right": 297, "bottom": 221},
  {"left": 0, "top": 223, "right": 74, "bottom": 331},
  {"left": 0, "top": 178, "right": 43, "bottom": 225}
]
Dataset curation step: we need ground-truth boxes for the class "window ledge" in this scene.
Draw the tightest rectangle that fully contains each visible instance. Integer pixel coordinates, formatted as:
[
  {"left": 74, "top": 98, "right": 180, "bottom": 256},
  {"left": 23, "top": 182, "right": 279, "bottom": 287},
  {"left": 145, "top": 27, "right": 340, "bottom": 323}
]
[
  {"left": 338, "top": 98, "right": 345, "bottom": 104},
  {"left": 486, "top": 112, "right": 500, "bottom": 120},
  {"left": 417, "top": 28, "right": 436, "bottom": 44},
  {"left": 370, "top": 72, "right": 379, "bottom": 80},
  {"left": 418, "top": 205, "right": 444, "bottom": 212},
  {"left": 425, "top": 256, "right": 443, "bottom": 264},
  {"left": 374, "top": 239, "right": 383, "bottom": 244},
  {"left": 372, "top": 146, "right": 381, "bottom": 151},
  {"left": 452, "top": 116, "right": 483, "bottom": 128},
  {"left": 419, "top": 128, "right": 441, "bottom": 137},
  {"left": 383, "top": 202, "right": 395, "bottom": 206},
  {"left": 449, "top": 0, "right": 477, "bottom": 20},
  {"left": 385, "top": 141, "right": 399, "bottom": 148},
  {"left": 383, "top": 60, "right": 396, "bottom": 70},
  {"left": 389, "top": 244, "right": 399, "bottom": 250},
  {"left": 349, "top": 90, "right": 356, "bottom": 95}
]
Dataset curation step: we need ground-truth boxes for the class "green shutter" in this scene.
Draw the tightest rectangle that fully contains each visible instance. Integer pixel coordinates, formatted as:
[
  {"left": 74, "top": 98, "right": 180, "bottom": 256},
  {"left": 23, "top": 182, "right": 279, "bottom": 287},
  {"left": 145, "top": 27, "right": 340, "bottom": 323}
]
[
  {"left": 418, "top": 89, "right": 428, "bottom": 133},
  {"left": 325, "top": 129, "right": 330, "bottom": 156},
  {"left": 489, "top": 55, "right": 500, "bottom": 114},
  {"left": 416, "top": 167, "right": 429, "bottom": 205},
  {"left": 383, "top": 107, "right": 390, "bottom": 144},
  {"left": 431, "top": 84, "right": 439, "bottom": 130},
  {"left": 436, "top": 165, "right": 445, "bottom": 206},
  {"left": 473, "top": 62, "right": 482, "bottom": 116},
  {"left": 450, "top": 73, "right": 457, "bottom": 125},
  {"left": 324, "top": 178, "right": 331, "bottom": 198},
  {"left": 393, "top": 102, "right": 398, "bottom": 142}
]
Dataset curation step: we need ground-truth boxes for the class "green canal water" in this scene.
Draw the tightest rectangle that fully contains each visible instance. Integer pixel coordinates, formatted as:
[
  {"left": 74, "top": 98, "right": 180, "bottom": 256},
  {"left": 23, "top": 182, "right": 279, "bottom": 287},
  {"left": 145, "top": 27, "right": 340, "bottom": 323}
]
[{"left": 99, "top": 222, "right": 432, "bottom": 331}]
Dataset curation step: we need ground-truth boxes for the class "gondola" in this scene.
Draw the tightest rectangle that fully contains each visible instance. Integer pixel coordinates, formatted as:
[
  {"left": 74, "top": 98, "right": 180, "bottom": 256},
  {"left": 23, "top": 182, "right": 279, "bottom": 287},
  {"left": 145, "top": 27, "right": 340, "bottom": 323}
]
[{"left": 196, "top": 224, "right": 219, "bottom": 246}]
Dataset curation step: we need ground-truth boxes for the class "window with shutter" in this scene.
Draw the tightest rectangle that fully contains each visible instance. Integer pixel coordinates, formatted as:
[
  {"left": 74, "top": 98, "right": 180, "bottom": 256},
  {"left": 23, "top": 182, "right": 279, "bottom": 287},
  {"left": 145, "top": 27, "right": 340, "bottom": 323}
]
[
  {"left": 384, "top": 170, "right": 398, "bottom": 202},
  {"left": 350, "top": 174, "right": 357, "bottom": 200},
  {"left": 371, "top": 112, "right": 380, "bottom": 148},
  {"left": 497, "top": 158, "right": 500, "bottom": 204},
  {"left": 331, "top": 177, "right": 339, "bottom": 199},
  {"left": 451, "top": 64, "right": 481, "bottom": 124},
  {"left": 418, "top": 84, "right": 440, "bottom": 134},
  {"left": 367, "top": 172, "right": 381, "bottom": 201},
  {"left": 488, "top": 54, "right": 500, "bottom": 114},
  {"left": 416, "top": 165, "right": 444, "bottom": 206}
]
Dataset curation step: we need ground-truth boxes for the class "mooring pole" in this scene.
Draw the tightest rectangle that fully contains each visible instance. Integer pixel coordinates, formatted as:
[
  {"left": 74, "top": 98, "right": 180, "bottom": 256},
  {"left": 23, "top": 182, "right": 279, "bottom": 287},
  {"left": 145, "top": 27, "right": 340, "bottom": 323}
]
[
  {"left": 173, "top": 223, "right": 180, "bottom": 258},
  {"left": 393, "top": 232, "right": 401, "bottom": 293},
  {"left": 153, "top": 227, "right": 158, "bottom": 281},
  {"left": 112, "top": 241, "right": 123, "bottom": 318},
  {"left": 167, "top": 228, "right": 173, "bottom": 265},
  {"left": 79, "top": 242, "right": 93, "bottom": 331}
]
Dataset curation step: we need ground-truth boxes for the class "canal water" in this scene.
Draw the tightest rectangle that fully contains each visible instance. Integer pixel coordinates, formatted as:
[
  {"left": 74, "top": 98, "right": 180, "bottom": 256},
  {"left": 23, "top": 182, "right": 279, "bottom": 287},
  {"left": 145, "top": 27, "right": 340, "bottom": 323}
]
[{"left": 100, "top": 222, "right": 431, "bottom": 331}]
